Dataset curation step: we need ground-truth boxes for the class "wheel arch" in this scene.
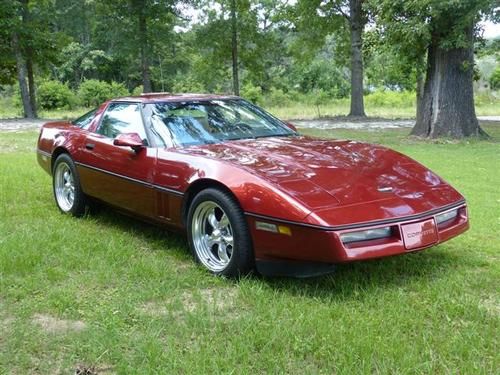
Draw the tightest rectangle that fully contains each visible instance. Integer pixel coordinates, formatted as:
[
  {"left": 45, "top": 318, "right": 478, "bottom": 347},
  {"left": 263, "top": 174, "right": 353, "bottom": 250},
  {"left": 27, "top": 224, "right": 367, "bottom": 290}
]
[
  {"left": 182, "top": 178, "right": 242, "bottom": 226},
  {"left": 51, "top": 147, "right": 71, "bottom": 174}
]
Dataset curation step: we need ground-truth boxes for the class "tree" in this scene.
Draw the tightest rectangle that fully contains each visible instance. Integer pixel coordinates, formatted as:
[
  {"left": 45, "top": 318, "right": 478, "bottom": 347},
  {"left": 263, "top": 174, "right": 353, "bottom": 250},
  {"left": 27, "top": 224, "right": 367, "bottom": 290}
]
[
  {"left": 293, "top": 0, "right": 367, "bottom": 116},
  {"left": 191, "top": 0, "right": 277, "bottom": 94},
  {"left": 0, "top": 0, "right": 60, "bottom": 118},
  {"left": 230, "top": 0, "right": 240, "bottom": 95},
  {"left": 346, "top": 0, "right": 366, "bottom": 116},
  {"left": 93, "top": 0, "right": 178, "bottom": 92},
  {"left": 373, "top": 0, "right": 496, "bottom": 138}
]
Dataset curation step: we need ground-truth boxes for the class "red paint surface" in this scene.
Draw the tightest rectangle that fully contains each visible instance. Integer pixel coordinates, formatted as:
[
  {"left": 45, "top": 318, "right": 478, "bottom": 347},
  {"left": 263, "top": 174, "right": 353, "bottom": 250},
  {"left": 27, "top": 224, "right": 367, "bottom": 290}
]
[{"left": 36, "top": 94, "right": 470, "bottom": 265}]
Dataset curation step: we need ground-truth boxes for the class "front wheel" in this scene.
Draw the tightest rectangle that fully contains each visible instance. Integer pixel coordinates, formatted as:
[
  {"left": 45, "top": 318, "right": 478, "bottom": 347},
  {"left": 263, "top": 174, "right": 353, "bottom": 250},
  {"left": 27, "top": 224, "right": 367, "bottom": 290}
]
[
  {"left": 52, "top": 153, "right": 87, "bottom": 217},
  {"left": 187, "top": 188, "right": 254, "bottom": 277}
]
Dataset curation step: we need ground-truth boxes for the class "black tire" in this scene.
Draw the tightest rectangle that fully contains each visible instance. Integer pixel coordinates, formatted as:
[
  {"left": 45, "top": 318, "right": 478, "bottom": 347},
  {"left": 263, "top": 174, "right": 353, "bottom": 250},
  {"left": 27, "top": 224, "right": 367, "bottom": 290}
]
[
  {"left": 52, "top": 153, "right": 87, "bottom": 217},
  {"left": 187, "top": 188, "right": 254, "bottom": 278}
]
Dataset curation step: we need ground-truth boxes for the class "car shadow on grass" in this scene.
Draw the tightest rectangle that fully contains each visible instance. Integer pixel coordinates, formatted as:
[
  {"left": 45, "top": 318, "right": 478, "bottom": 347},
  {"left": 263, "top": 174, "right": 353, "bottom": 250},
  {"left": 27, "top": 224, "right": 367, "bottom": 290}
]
[
  {"left": 260, "top": 250, "right": 465, "bottom": 302},
  {"left": 87, "top": 207, "right": 463, "bottom": 301},
  {"left": 88, "top": 207, "right": 191, "bottom": 260}
]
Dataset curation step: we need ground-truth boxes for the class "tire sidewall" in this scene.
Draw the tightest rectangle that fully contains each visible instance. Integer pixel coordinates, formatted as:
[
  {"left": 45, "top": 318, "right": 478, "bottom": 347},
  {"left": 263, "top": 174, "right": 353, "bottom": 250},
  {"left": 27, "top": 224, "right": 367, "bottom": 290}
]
[
  {"left": 187, "top": 188, "right": 254, "bottom": 277},
  {"left": 52, "top": 153, "right": 87, "bottom": 217}
]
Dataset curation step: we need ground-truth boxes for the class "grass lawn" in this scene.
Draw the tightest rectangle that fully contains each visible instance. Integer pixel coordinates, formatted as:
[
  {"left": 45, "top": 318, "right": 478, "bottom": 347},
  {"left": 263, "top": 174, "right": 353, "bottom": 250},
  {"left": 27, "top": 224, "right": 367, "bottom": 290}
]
[{"left": 0, "top": 125, "right": 499, "bottom": 373}]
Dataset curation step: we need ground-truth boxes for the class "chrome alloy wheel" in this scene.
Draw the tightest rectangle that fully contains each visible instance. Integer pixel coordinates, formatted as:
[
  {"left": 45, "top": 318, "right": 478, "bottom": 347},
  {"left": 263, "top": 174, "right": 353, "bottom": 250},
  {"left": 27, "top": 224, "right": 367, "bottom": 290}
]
[
  {"left": 54, "top": 162, "right": 75, "bottom": 212},
  {"left": 191, "top": 201, "right": 234, "bottom": 272}
]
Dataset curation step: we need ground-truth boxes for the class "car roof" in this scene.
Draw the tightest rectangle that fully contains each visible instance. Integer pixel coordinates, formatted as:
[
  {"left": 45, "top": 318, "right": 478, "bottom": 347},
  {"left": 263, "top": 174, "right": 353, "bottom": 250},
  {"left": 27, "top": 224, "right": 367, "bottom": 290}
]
[{"left": 111, "top": 93, "right": 240, "bottom": 103}]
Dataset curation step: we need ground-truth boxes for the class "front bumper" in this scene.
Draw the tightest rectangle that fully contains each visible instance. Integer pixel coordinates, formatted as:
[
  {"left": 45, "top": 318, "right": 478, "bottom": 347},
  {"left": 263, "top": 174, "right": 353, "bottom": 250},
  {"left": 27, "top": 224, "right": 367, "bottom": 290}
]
[{"left": 246, "top": 203, "right": 469, "bottom": 274}]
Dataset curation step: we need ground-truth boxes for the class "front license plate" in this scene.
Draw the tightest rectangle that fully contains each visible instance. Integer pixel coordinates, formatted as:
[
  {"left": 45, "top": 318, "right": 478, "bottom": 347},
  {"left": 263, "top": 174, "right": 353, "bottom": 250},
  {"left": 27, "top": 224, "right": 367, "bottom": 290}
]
[{"left": 401, "top": 219, "right": 438, "bottom": 250}]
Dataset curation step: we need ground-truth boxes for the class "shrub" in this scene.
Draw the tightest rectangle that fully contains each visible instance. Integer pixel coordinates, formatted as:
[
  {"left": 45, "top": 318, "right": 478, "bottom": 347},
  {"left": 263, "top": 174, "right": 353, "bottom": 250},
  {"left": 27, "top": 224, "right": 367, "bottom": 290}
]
[
  {"left": 240, "top": 83, "right": 262, "bottom": 104},
  {"left": 172, "top": 78, "right": 205, "bottom": 93},
  {"left": 132, "top": 85, "right": 143, "bottom": 96},
  {"left": 264, "top": 88, "right": 292, "bottom": 107},
  {"left": 78, "top": 80, "right": 129, "bottom": 107},
  {"left": 365, "top": 90, "right": 415, "bottom": 108},
  {"left": 37, "top": 80, "right": 76, "bottom": 110},
  {"left": 108, "top": 81, "right": 129, "bottom": 98},
  {"left": 490, "top": 66, "right": 500, "bottom": 91}
]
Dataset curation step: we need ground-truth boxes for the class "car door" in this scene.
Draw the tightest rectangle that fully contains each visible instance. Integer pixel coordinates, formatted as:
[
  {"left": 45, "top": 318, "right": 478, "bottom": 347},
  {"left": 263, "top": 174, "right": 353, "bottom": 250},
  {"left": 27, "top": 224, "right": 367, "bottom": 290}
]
[{"left": 77, "top": 102, "right": 156, "bottom": 218}]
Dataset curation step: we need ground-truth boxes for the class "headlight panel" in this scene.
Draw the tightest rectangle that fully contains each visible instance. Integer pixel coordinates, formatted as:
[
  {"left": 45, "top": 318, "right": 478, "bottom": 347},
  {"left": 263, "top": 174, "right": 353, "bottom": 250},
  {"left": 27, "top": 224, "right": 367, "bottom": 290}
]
[
  {"left": 435, "top": 209, "right": 458, "bottom": 225},
  {"left": 340, "top": 227, "right": 392, "bottom": 244}
]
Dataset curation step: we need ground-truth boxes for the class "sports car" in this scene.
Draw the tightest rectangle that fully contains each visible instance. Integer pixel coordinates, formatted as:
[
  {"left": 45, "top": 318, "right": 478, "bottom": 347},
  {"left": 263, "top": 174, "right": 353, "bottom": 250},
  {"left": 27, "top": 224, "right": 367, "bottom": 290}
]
[{"left": 36, "top": 93, "right": 469, "bottom": 277}]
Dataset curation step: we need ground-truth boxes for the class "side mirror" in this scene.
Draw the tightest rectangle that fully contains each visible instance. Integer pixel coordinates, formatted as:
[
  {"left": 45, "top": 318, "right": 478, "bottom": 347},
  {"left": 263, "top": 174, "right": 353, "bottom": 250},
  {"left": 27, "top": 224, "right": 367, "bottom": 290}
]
[
  {"left": 113, "top": 133, "right": 145, "bottom": 152},
  {"left": 285, "top": 122, "right": 297, "bottom": 132}
]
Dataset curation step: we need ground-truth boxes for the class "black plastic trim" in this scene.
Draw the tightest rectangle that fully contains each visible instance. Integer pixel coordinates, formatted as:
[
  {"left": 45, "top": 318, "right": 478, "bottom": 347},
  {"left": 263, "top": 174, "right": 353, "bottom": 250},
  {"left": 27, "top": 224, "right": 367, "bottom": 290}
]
[
  {"left": 245, "top": 199, "right": 466, "bottom": 232},
  {"left": 256, "top": 259, "right": 335, "bottom": 278}
]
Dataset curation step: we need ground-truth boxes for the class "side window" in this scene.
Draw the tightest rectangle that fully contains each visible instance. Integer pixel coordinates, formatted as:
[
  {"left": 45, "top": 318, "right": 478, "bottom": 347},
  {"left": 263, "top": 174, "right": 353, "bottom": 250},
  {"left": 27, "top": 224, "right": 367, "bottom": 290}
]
[
  {"left": 96, "top": 103, "right": 148, "bottom": 144},
  {"left": 72, "top": 109, "right": 96, "bottom": 130}
]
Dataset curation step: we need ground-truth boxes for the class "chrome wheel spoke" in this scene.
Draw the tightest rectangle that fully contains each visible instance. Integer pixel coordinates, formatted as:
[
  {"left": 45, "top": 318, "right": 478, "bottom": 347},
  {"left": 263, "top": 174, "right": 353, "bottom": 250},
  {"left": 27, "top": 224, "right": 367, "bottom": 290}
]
[
  {"left": 208, "top": 211, "right": 219, "bottom": 230},
  {"left": 219, "top": 214, "right": 230, "bottom": 229},
  {"left": 217, "top": 242, "right": 230, "bottom": 264},
  {"left": 63, "top": 171, "right": 70, "bottom": 183},
  {"left": 222, "top": 234, "right": 233, "bottom": 245},
  {"left": 204, "top": 233, "right": 217, "bottom": 248},
  {"left": 54, "top": 162, "right": 76, "bottom": 212},
  {"left": 191, "top": 201, "right": 235, "bottom": 272}
]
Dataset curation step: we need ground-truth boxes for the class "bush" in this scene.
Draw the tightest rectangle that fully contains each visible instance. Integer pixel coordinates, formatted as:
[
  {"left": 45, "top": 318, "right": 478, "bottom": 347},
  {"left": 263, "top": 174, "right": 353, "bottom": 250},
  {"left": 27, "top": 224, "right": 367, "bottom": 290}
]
[
  {"left": 37, "top": 80, "right": 76, "bottom": 110},
  {"left": 490, "top": 66, "right": 500, "bottom": 91},
  {"left": 240, "top": 83, "right": 262, "bottom": 104},
  {"left": 109, "top": 81, "right": 129, "bottom": 98},
  {"left": 132, "top": 85, "right": 143, "bottom": 96},
  {"left": 365, "top": 90, "right": 415, "bottom": 108},
  {"left": 78, "top": 79, "right": 129, "bottom": 107},
  {"left": 264, "top": 88, "right": 292, "bottom": 107},
  {"left": 172, "top": 78, "right": 205, "bottom": 93}
]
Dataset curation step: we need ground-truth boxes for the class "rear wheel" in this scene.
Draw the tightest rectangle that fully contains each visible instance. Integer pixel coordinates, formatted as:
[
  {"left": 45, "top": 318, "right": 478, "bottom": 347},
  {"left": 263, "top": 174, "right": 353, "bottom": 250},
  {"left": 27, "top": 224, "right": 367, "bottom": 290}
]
[
  {"left": 52, "top": 154, "right": 87, "bottom": 217},
  {"left": 187, "top": 188, "right": 254, "bottom": 277}
]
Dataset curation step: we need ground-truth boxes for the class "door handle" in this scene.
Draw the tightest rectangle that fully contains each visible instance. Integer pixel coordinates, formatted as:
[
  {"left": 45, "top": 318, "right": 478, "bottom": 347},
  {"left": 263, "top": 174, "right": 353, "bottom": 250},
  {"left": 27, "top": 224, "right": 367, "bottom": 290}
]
[{"left": 85, "top": 143, "right": 95, "bottom": 150}]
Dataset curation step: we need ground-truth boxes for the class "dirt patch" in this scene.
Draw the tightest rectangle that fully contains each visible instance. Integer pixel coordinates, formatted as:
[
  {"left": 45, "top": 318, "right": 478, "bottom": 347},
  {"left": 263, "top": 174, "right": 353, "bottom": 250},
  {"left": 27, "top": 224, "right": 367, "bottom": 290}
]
[
  {"left": 32, "top": 313, "right": 86, "bottom": 334},
  {"left": 292, "top": 117, "right": 415, "bottom": 130},
  {"left": 139, "top": 287, "right": 238, "bottom": 317},
  {"left": 1, "top": 316, "right": 14, "bottom": 328},
  {"left": 0, "top": 119, "right": 50, "bottom": 132},
  {"left": 74, "top": 363, "right": 115, "bottom": 375},
  {"left": 479, "top": 296, "right": 500, "bottom": 317}
]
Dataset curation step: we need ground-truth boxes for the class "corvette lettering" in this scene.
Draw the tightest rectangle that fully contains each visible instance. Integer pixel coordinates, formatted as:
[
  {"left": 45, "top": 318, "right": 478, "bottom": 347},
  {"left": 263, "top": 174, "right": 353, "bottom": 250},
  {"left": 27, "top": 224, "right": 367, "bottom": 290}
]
[{"left": 407, "top": 228, "right": 435, "bottom": 238}]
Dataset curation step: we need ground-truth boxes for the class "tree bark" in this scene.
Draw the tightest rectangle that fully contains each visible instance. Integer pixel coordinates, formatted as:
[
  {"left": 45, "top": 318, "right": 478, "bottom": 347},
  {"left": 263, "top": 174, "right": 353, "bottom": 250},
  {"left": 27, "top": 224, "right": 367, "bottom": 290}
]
[
  {"left": 137, "top": 1, "right": 152, "bottom": 93},
  {"left": 26, "top": 50, "right": 37, "bottom": 117},
  {"left": 231, "top": 0, "right": 239, "bottom": 96},
  {"left": 20, "top": 0, "right": 37, "bottom": 117},
  {"left": 12, "top": 32, "right": 35, "bottom": 119},
  {"left": 415, "top": 57, "right": 425, "bottom": 128},
  {"left": 348, "top": 0, "right": 365, "bottom": 117},
  {"left": 412, "top": 24, "right": 485, "bottom": 138}
]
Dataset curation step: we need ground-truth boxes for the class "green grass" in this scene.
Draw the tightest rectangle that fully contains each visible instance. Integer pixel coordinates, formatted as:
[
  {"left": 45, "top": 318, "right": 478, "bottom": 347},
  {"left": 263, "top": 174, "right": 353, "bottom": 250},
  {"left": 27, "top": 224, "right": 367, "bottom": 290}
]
[{"left": 1, "top": 125, "right": 499, "bottom": 373}]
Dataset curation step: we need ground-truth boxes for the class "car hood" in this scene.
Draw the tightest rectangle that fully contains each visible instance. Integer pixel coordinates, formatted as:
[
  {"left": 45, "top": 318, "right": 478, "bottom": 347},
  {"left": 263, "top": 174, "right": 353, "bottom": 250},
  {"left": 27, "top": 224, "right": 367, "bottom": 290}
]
[{"left": 184, "top": 136, "right": 463, "bottom": 224}]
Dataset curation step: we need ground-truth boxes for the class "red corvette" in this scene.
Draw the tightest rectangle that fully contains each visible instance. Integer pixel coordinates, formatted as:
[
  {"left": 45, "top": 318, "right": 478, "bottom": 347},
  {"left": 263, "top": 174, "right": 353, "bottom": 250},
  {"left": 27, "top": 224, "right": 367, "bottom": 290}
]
[{"left": 37, "top": 93, "right": 469, "bottom": 277}]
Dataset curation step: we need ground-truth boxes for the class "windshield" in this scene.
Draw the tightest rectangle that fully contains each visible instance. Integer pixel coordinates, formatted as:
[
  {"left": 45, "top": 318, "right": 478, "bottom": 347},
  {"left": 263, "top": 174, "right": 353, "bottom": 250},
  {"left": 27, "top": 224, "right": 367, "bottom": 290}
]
[{"left": 144, "top": 99, "right": 295, "bottom": 147}]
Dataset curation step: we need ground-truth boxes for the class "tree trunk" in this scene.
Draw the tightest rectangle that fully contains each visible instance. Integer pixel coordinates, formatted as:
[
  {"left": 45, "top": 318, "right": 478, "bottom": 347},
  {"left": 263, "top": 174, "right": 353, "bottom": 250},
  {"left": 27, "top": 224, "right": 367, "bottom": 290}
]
[
  {"left": 348, "top": 0, "right": 365, "bottom": 117},
  {"left": 231, "top": 0, "right": 239, "bottom": 96},
  {"left": 137, "top": 2, "right": 152, "bottom": 93},
  {"left": 412, "top": 24, "right": 485, "bottom": 138},
  {"left": 12, "top": 32, "right": 35, "bottom": 119},
  {"left": 415, "top": 57, "right": 425, "bottom": 128},
  {"left": 25, "top": 49, "right": 37, "bottom": 117},
  {"left": 21, "top": 0, "right": 37, "bottom": 117}
]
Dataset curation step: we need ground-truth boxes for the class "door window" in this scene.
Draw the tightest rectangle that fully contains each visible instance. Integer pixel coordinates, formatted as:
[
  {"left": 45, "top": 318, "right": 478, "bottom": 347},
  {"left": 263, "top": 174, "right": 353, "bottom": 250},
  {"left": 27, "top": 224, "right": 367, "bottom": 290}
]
[{"left": 96, "top": 103, "right": 148, "bottom": 144}]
